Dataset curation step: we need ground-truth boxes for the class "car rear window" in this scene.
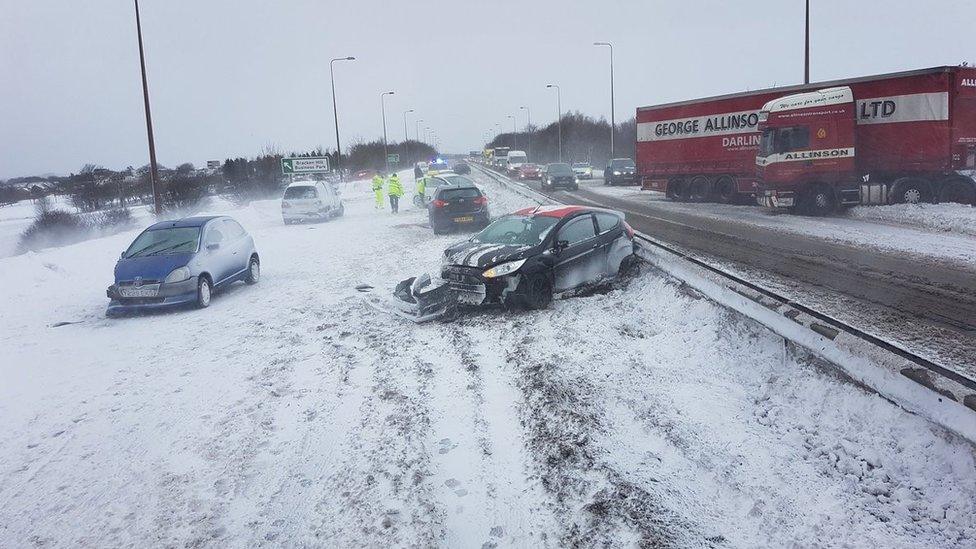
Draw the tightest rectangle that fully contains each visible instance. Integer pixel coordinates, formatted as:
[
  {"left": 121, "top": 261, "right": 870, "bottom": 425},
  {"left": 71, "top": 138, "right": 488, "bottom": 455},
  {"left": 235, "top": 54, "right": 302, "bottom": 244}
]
[
  {"left": 284, "top": 186, "right": 317, "bottom": 199},
  {"left": 548, "top": 164, "right": 574, "bottom": 176},
  {"left": 440, "top": 187, "right": 481, "bottom": 200}
]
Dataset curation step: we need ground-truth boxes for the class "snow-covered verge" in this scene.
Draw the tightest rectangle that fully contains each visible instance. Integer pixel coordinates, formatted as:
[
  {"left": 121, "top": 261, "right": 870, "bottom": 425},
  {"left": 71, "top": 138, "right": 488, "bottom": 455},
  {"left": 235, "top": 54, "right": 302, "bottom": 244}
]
[
  {"left": 847, "top": 202, "right": 976, "bottom": 237},
  {"left": 583, "top": 185, "right": 976, "bottom": 267},
  {"left": 1, "top": 173, "right": 974, "bottom": 547}
]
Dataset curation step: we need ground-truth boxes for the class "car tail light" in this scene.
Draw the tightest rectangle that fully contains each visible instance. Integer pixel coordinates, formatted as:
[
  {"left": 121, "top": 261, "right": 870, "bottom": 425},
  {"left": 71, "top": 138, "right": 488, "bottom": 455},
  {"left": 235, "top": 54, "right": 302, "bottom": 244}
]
[
  {"left": 623, "top": 221, "right": 635, "bottom": 239},
  {"left": 432, "top": 199, "right": 448, "bottom": 208},
  {"left": 473, "top": 196, "right": 488, "bottom": 205}
]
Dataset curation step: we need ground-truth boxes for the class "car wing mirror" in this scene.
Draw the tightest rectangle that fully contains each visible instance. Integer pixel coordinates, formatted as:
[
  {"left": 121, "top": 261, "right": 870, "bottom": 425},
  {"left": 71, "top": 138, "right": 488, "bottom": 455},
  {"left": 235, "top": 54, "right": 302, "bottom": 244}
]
[{"left": 554, "top": 239, "right": 569, "bottom": 253}]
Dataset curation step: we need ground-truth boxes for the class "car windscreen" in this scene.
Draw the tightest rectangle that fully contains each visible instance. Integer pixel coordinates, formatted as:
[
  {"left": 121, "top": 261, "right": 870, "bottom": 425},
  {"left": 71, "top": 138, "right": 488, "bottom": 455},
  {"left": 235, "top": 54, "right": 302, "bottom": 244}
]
[
  {"left": 439, "top": 187, "right": 481, "bottom": 200},
  {"left": 547, "top": 163, "right": 574, "bottom": 176},
  {"left": 610, "top": 159, "right": 636, "bottom": 169},
  {"left": 284, "top": 186, "right": 317, "bottom": 199},
  {"left": 572, "top": 163, "right": 590, "bottom": 168},
  {"left": 125, "top": 227, "right": 201, "bottom": 258},
  {"left": 521, "top": 164, "right": 538, "bottom": 169},
  {"left": 474, "top": 215, "right": 558, "bottom": 245}
]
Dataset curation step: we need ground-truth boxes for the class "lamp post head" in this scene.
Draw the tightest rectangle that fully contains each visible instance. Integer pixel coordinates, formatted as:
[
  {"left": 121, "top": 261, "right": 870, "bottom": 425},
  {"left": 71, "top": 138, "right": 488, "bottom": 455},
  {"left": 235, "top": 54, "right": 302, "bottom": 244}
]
[
  {"left": 345, "top": 56, "right": 356, "bottom": 60},
  {"left": 594, "top": 41, "right": 611, "bottom": 46}
]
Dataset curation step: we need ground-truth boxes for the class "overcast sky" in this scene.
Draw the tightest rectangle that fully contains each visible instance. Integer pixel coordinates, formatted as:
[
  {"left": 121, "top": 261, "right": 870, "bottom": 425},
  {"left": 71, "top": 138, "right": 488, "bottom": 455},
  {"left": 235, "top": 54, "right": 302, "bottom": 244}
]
[{"left": 2, "top": 0, "right": 973, "bottom": 178}]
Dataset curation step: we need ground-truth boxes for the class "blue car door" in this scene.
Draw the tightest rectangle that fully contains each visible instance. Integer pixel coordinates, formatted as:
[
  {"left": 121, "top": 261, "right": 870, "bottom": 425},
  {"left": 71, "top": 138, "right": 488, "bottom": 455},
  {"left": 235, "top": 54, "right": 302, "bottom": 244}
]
[
  {"left": 223, "top": 219, "right": 250, "bottom": 277},
  {"left": 202, "top": 220, "right": 233, "bottom": 284}
]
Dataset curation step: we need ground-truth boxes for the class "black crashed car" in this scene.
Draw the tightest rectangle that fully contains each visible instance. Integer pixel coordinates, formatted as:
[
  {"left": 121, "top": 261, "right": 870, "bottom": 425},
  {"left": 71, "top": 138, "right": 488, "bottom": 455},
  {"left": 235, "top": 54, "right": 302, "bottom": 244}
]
[
  {"left": 604, "top": 157, "right": 637, "bottom": 185},
  {"left": 427, "top": 184, "right": 490, "bottom": 234},
  {"left": 541, "top": 163, "right": 579, "bottom": 191},
  {"left": 452, "top": 161, "right": 471, "bottom": 174},
  {"left": 440, "top": 205, "right": 637, "bottom": 309}
]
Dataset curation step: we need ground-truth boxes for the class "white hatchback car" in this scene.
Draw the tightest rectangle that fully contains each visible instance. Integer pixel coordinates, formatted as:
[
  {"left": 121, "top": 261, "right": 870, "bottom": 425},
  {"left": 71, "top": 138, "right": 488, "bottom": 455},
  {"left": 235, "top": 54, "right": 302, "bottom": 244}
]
[{"left": 281, "top": 181, "right": 344, "bottom": 224}]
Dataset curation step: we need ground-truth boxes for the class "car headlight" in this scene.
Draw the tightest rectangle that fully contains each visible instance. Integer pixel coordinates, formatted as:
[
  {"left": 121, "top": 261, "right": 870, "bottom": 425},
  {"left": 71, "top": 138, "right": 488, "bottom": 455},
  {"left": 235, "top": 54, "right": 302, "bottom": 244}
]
[
  {"left": 483, "top": 258, "right": 526, "bottom": 279},
  {"left": 613, "top": 171, "right": 621, "bottom": 175},
  {"left": 164, "top": 266, "right": 191, "bottom": 283}
]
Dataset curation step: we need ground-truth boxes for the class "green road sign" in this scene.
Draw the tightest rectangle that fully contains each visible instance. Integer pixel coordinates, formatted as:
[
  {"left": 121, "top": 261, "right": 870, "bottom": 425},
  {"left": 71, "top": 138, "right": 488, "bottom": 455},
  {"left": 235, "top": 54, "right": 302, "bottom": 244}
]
[
  {"left": 387, "top": 153, "right": 400, "bottom": 164},
  {"left": 281, "top": 156, "right": 331, "bottom": 175}
]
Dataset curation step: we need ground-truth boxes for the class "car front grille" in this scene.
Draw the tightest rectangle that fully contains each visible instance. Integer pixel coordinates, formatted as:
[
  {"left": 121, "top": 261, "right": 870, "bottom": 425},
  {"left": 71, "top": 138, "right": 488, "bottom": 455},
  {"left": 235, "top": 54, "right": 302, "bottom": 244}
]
[{"left": 118, "top": 279, "right": 162, "bottom": 287}]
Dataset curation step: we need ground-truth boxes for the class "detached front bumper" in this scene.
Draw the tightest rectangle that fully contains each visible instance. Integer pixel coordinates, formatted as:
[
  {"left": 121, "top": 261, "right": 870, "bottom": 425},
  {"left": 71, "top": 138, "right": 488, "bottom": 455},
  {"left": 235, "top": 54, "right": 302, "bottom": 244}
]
[
  {"left": 106, "top": 277, "right": 198, "bottom": 314},
  {"left": 759, "top": 190, "right": 795, "bottom": 208}
]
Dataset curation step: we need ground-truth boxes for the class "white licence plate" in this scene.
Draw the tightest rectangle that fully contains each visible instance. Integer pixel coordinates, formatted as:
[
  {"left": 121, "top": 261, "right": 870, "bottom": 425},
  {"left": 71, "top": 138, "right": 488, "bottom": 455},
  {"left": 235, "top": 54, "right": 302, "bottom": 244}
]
[{"left": 120, "top": 285, "right": 160, "bottom": 298}]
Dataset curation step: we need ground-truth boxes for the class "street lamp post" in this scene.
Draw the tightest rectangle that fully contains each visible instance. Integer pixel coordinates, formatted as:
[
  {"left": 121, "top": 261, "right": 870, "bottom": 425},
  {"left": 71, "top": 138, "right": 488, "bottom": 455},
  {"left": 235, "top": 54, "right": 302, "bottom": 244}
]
[
  {"left": 519, "top": 106, "right": 531, "bottom": 129},
  {"left": 402, "top": 109, "right": 414, "bottom": 142},
  {"left": 507, "top": 115, "right": 517, "bottom": 149},
  {"left": 804, "top": 0, "right": 810, "bottom": 84},
  {"left": 546, "top": 84, "right": 562, "bottom": 162},
  {"left": 381, "top": 91, "right": 395, "bottom": 174},
  {"left": 330, "top": 56, "right": 355, "bottom": 181},
  {"left": 594, "top": 42, "right": 614, "bottom": 158},
  {"left": 402, "top": 108, "right": 414, "bottom": 164},
  {"left": 133, "top": 0, "right": 161, "bottom": 215},
  {"left": 415, "top": 119, "right": 423, "bottom": 142}
]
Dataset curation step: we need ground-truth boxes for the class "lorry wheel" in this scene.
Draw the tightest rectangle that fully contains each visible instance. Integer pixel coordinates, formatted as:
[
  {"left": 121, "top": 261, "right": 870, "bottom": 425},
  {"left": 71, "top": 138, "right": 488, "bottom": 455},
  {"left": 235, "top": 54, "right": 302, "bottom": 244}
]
[
  {"left": 714, "top": 176, "right": 736, "bottom": 204},
  {"left": 688, "top": 176, "right": 710, "bottom": 202},
  {"left": 938, "top": 176, "right": 976, "bottom": 205},
  {"left": 670, "top": 180, "right": 689, "bottom": 201},
  {"left": 802, "top": 185, "right": 834, "bottom": 216},
  {"left": 892, "top": 177, "right": 932, "bottom": 204}
]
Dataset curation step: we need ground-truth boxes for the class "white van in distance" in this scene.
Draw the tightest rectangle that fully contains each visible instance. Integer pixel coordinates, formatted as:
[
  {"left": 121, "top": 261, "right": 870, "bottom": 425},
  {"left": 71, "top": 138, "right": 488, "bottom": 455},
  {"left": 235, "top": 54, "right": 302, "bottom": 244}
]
[
  {"left": 505, "top": 150, "right": 528, "bottom": 175},
  {"left": 281, "top": 180, "right": 344, "bottom": 224}
]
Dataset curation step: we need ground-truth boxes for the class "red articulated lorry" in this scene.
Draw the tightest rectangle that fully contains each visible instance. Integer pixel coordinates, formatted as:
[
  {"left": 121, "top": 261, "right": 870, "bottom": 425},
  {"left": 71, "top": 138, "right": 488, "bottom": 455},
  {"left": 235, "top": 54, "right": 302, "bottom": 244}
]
[{"left": 638, "top": 66, "right": 976, "bottom": 214}]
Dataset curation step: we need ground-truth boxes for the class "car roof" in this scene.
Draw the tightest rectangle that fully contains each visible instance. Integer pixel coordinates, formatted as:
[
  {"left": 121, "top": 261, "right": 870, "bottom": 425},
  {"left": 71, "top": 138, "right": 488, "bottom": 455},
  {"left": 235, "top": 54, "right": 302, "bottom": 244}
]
[
  {"left": 148, "top": 215, "right": 222, "bottom": 229},
  {"left": 434, "top": 184, "right": 480, "bottom": 194},
  {"left": 512, "top": 205, "right": 587, "bottom": 219},
  {"left": 286, "top": 181, "right": 318, "bottom": 188}
]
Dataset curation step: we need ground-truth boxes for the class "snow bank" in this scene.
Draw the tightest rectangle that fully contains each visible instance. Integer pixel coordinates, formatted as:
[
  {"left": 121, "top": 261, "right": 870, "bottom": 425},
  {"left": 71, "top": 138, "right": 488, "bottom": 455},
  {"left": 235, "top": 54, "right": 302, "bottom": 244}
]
[{"left": 847, "top": 202, "right": 976, "bottom": 236}]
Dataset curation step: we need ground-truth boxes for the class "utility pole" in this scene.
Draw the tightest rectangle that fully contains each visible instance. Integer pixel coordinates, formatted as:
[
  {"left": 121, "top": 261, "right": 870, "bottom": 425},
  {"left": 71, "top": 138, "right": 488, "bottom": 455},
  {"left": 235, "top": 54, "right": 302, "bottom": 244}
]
[
  {"left": 520, "top": 105, "right": 531, "bottom": 129},
  {"left": 415, "top": 118, "right": 423, "bottom": 142},
  {"left": 804, "top": 0, "right": 810, "bottom": 84},
  {"left": 546, "top": 84, "right": 562, "bottom": 162},
  {"left": 520, "top": 106, "right": 531, "bottom": 158},
  {"left": 594, "top": 42, "right": 615, "bottom": 158},
  {"left": 330, "top": 56, "right": 355, "bottom": 181},
  {"left": 133, "top": 0, "right": 161, "bottom": 215},
  {"left": 380, "top": 91, "right": 394, "bottom": 174}
]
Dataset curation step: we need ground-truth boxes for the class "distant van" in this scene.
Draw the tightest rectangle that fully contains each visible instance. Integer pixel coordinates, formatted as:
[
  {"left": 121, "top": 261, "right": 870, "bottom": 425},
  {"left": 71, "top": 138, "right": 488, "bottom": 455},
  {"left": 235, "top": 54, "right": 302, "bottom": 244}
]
[{"left": 506, "top": 150, "right": 528, "bottom": 174}]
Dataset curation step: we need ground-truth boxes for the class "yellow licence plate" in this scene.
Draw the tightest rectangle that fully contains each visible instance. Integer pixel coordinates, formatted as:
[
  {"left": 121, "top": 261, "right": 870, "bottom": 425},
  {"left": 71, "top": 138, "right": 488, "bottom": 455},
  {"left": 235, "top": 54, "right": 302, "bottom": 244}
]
[{"left": 454, "top": 216, "right": 474, "bottom": 223}]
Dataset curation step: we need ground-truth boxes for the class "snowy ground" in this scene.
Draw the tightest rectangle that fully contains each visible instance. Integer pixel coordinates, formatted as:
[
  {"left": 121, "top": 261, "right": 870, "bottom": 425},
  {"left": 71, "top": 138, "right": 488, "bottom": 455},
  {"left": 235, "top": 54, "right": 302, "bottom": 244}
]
[
  {"left": 584, "top": 185, "right": 976, "bottom": 267},
  {"left": 1, "top": 172, "right": 974, "bottom": 547}
]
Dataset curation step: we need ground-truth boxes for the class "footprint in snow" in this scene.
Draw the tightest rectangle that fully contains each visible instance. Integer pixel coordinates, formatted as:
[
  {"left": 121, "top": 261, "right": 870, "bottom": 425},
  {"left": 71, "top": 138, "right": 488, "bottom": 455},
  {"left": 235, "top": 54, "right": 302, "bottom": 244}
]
[{"left": 438, "top": 437, "right": 458, "bottom": 454}]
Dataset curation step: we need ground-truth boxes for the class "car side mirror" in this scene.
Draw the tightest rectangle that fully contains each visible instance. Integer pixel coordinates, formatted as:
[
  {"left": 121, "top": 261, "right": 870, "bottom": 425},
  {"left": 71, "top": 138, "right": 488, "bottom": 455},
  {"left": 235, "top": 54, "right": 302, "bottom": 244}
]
[
  {"left": 120, "top": 251, "right": 126, "bottom": 259},
  {"left": 554, "top": 239, "right": 569, "bottom": 252},
  {"left": 206, "top": 242, "right": 220, "bottom": 251}
]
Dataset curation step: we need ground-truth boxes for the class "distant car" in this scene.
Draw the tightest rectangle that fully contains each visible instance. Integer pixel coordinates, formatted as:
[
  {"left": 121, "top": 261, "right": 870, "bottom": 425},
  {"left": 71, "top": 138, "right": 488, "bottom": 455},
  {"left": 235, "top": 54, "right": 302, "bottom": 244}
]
[
  {"left": 440, "top": 205, "right": 636, "bottom": 309},
  {"left": 541, "top": 163, "right": 579, "bottom": 191},
  {"left": 106, "top": 216, "right": 260, "bottom": 315},
  {"left": 427, "top": 161, "right": 452, "bottom": 177},
  {"left": 354, "top": 169, "right": 377, "bottom": 180},
  {"left": 452, "top": 161, "right": 471, "bottom": 174},
  {"left": 506, "top": 150, "right": 528, "bottom": 175},
  {"left": 427, "top": 184, "right": 490, "bottom": 234},
  {"left": 572, "top": 162, "right": 593, "bottom": 179},
  {"left": 518, "top": 163, "right": 541, "bottom": 180},
  {"left": 281, "top": 180, "right": 344, "bottom": 224},
  {"left": 604, "top": 158, "right": 637, "bottom": 186}
]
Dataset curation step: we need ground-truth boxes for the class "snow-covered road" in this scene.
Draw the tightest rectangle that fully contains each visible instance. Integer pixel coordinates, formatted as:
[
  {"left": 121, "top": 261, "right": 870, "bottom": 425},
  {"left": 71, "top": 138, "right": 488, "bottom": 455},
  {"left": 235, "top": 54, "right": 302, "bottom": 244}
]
[{"left": 1, "top": 173, "right": 974, "bottom": 547}]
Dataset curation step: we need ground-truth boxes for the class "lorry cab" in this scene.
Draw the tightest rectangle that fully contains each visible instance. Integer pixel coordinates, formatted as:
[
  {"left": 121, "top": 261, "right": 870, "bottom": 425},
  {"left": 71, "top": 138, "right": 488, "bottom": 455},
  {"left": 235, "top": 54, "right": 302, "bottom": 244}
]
[{"left": 756, "top": 87, "right": 857, "bottom": 212}]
